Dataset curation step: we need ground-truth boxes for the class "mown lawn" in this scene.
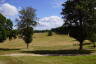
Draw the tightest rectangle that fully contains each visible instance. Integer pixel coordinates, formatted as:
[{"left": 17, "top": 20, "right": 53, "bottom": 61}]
[
  {"left": 0, "top": 56, "right": 22, "bottom": 64},
  {"left": 17, "top": 56, "right": 96, "bottom": 64},
  {"left": 0, "top": 56, "right": 96, "bottom": 64}
]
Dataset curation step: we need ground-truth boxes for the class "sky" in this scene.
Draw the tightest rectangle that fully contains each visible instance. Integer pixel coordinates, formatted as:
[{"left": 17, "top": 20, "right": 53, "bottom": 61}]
[{"left": 0, "top": 0, "right": 67, "bottom": 30}]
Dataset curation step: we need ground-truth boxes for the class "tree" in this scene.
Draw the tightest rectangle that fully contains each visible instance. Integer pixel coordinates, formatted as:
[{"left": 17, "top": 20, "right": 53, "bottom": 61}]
[
  {"left": 0, "top": 25, "right": 6, "bottom": 42},
  {"left": 17, "top": 7, "right": 37, "bottom": 48},
  {"left": 6, "top": 19, "right": 13, "bottom": 40},
  {"left": 48, "top": 30, "right": 52, "bottom": 36},
  {"left": 86, "top": 1, "right": 96, "bottom": 48},
  {"left": 0, "top": 13, "right": 13, "bottom": 42},
  {"left": 11, "top": 29, "right": 18, "bottom": 39},
  {"left": 52, "top": 26, "right": 69, "bottom": 35},
  {"left": 0, "top": 14, "right": 7, "bottom": 42},
  {"left": 61, "top": 0, "right": 96, "bottom": 50}
]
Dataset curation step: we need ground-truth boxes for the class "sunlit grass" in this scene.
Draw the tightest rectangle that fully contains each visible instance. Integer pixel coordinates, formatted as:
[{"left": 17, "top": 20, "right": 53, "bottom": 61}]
[
  {"left": 1, "top": 56, "right": 95, "bottom": 64},
  {"left": 0, "top": 33, "right": 96, "bottom": 64}
]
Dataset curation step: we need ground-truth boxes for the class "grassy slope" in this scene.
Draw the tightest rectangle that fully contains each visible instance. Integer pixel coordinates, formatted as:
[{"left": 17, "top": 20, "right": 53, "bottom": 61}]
[
  {"left": 0, "top": 33, "right": 75, "bottom": 48},
  {"left": 0, "top": 33, "right": 96, "bottom": 64},
  {"left": 0, "top": 33, "right": 77, "bottom": 55}
]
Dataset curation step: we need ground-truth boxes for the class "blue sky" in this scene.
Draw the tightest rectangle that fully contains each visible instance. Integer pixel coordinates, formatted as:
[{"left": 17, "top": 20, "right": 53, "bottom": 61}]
[
  {"left": 5, "top": 0, "right": 65, "bottom": 18},
  {"left": 0, "top": 0, "right": 66, "bottom": 30}
]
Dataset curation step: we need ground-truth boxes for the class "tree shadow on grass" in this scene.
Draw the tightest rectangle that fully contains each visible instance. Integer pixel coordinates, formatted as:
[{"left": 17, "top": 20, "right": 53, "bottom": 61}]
[
  {"left": 21, "top": 49, "right": 93, "bottom": 56},
  {"left": 0, "top": 48, "right": 20, "bottom": 51}
]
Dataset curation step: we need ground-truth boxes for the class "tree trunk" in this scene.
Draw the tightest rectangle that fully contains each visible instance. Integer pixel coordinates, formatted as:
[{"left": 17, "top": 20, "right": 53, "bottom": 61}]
[
  {"left": 93, "top": 42, "right": 96, "bottom": 48},
  {"left": 68, "top": 32, "right": 69, "bottom": 36},
  {"left": 27, "top": 43, "right": 29, "bottom": 49},
  {"left": 79, "top": 41, "right": 83, "bottom": 50},
  {"left": 48, "top": 30, "right": 52, "bottom": 36}
]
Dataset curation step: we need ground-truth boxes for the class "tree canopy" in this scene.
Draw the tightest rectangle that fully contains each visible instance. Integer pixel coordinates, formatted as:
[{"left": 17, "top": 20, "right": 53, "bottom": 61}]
[
  {"left": 61, "top": 0, "right": 96, "bottom": 50},
  {"left": 0, "top": 13, "right": 13, "bottom": 42},
  {"left": 17, "top": 7, "right": 37, "bottom": 48}
]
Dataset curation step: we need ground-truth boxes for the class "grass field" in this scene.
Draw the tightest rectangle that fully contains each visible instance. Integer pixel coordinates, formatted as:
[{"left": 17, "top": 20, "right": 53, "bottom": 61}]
[
  {"left": 0, "top": 33, "right": 76, "bottom": 55},
  {"left": 0, "top": 56, "right": 96, "bottom": 64},
  {"left": 0, "top": 32, "right": 96, "bottom": 64}
]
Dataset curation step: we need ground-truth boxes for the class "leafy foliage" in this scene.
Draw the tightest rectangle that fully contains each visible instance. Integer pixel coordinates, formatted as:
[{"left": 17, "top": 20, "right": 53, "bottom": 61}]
[
  {"left": 0, "top": 13, "right": 13, "bottom": 42},
  {"left": 17, "top": 7, "right": 37, "bottom": 48},
  {"left": 61, "top": 0, "right": 96, "bottom": 50}
]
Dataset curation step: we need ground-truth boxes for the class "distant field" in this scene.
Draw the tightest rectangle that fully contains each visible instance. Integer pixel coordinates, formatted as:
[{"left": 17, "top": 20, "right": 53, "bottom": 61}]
[{"left": 0, "top": 32, "right": 96, "bottom": 64}]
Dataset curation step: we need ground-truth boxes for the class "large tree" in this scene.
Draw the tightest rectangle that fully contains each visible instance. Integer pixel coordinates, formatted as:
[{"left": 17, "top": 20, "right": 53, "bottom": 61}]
[
  {"left": 61, "top": 0, "right": 96, "bottom": 50},
  {"left": 17, "top": 7, "right": 37, "bottom": 48},
  {"left": 86, "top": 1, "right": 96, "bottom": 48},
  {"left": 0, "top": 13, "right": 13, "bottom": 42}
]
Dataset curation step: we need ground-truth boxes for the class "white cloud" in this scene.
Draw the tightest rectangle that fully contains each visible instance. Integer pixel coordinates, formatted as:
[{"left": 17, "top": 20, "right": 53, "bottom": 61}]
[
  {"left": 0, "top": 3, "right": 18, "bottom": 16},
  {"left": 34, "top": 16, "right": 64, "bottom": 30}
]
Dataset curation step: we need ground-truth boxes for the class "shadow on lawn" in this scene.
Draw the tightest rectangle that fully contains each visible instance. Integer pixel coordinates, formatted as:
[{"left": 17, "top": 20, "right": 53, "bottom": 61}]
[
  {"left": 0, "top": 48, "right": 20, "bottom": 51},
  {"left": 22, "top": 49, "right": 93, "bottom": 56}
]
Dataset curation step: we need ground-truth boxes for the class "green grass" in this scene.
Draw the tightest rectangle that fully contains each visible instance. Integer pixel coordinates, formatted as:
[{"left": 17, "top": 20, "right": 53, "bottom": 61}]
[
  {"left": 0, "top": 33, "right": 96, "bottom": 64},
  {"left": 0, "top": 33, "right": 74, "bottom": 48},
  {"left": 0, "top": 33, "right": 76, "bottom": 54},
  {"left": 16, "top": 56, "right": 96, "bottom": 64},
  {"left": 0, "top": 56, "right": 96, "bottom": 64},
  {"left": 0, "top": 32, "right": 95, "bottom": 55},
  {"left": 0, "top": 56, "right": 22, "bottom": 64}
]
